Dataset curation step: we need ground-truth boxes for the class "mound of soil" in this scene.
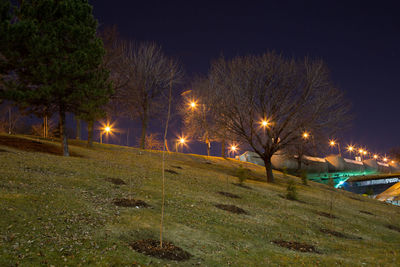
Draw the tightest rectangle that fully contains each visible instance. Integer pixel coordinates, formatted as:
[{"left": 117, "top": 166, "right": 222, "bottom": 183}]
[
  {"left": 232, "top": 183, "right": 252, "bottom": 190},
  {"left": 387, "top": 224, "right": 400, "bottom": 233},
  {"left": 278, "top": 194, "right": 307, "bottom": 204},
  {"left": 0, "top": 135, "right": 81, "bottom": 157},
  {"left": 165, "top": 169, "right": 179, "bottom": 175},
  {"left": 315, "top": 211, "right": 337, "bottom": 219},
  {"left": 359, "top": 210, "right": 374, "bottom": 216},
  {"left": 215, "top": 204, "right": 248, "bottom": 215},
  {"left": 320, "top": 228, "right": 362, "bottom": 240},
  {"left": 217, "top": 191, "right": 241, "bottom": 199},
  {"left": 114, "top": 198, "right": 150, "bottom": 208},
  {"left": 171, "top": 165, "right": 183, "bottom": 169},
  {"left": 0, "top": 148, "right": 8, "bottom": 152},
  {"left": 348, "top": 196, "right": 364, "bottom": 202},
  {"left": 105, "top": 177, "right": 126, "bottom": 185},
  {"left": 272, "top": 240, "right": 320, "bottom": 253},
  {"left": 130, "top": 239, "right": 192, "bottom": 261}
]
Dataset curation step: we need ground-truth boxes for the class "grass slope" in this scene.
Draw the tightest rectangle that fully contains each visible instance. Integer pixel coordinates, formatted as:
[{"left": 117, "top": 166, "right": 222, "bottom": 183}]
[{"left": 0, "top": 134, "right": 399, "bottom": 266}]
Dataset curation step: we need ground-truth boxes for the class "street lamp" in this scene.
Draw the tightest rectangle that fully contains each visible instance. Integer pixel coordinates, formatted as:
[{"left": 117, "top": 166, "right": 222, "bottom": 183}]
[
  {"left": 329, "top": 139, "right": 341, "bottom": 156},
  {"left": 175, "top": 136, "right": 186, "bottom": 152},
  {"left": 189, "top": 101, "right": 197, "bottom": 109},
  {"left": 373, "top": 154, "right": 378, "bottom": 160},
  {"left": 100, "top": 124, "right": 112, "bottom": 144},
  {"left": 261, "top": 120, "right": 269, "bottom": 127},
  {"left": 302, "top": 132, "right": 309, "bottom": 139}
]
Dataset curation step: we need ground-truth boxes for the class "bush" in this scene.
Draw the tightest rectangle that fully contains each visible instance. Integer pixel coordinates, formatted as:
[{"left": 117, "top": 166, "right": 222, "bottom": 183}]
[
  {"left": 236, "top": 165, "right": 249, "bottom": 185},
  {"left": 300, "top": 170, "right": 308, "bottom": 185},
  {"left": 286, "top": 180, "right": 298, "bottom": 200}
]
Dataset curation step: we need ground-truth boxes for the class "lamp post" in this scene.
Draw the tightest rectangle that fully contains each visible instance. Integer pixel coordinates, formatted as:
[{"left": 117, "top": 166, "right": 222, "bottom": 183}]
[
  {"left": 100, "top": 126, "right": 111, "bottom": 144},
  {"left": 329, "top": 140, "right": 341, "bottom": 156},
  {"left": 176, "top": 137, "right": 186, "bottom": 153},
  {"left": 346, "top": 145, "right": 354, "bottom": 158}
]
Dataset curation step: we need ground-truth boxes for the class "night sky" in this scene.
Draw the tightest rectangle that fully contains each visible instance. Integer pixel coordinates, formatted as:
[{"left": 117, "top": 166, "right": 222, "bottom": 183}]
[{"left": 90, "top": 0, "right": 400, "bottom": 156}]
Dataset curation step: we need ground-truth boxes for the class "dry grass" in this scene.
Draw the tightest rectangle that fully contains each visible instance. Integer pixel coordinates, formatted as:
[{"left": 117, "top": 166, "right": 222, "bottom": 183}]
[{"left": 0, "top": 134, "right": 399, "bottom": 266}]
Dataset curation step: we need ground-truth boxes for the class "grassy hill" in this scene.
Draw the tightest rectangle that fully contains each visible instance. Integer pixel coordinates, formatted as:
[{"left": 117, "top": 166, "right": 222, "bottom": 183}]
[{"left": 0, "top": 134, "right": 399, "bottom": 266}]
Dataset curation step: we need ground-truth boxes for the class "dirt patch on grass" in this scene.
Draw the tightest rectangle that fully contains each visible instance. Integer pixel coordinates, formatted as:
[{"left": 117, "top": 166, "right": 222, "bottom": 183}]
[
  {"left": 215, "top": 204, "right": 248, "bottom": 215},
  {"left": 114, "top": 198, "right": 150, "bottom": 208},
  {"left": 171, "top": 165, "right": 183, "bottom": 169},
  {"left": 130, "top": 239, "right": 192, "bottom": 261},
  {"left": 272, "top": 240, "right": 320, "bottom": 253},
  {"left": 0, "top": 135, "right": 81, "bottom": 157},
  {"left": 217, "top": 191, "right": 241, "bottom": 199},
  {"left": 232, "top": 183, "right": 252, "bottom": 190},
  {"left": 387, "top": 224, "right": 400, "bottom": 233},
  {"left": 348, "top": 196, "right": 364, "bottom": 202},
  {"left": 165, "top": 169, "right": 179, "bottom": 175},
  {"left": 278, "top": 194, "right": 308, "bottom": 204},
  {"left": 315, "top": 211, "right": 337, "bottom": 219},
  {"left": 105, "top": 178, "right": 126, "bottom": 185},
  {"left": 320, "top": 228, "right": 362, "bottom": 240},
  {"left": 359, "top": 210, "right": 374, "bottom": 216}
]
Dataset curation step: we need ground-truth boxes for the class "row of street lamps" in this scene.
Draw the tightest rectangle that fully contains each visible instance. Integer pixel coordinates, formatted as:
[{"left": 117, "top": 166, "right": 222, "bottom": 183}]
[{"left": 96, "top": 98, "right": 395, "bottom": 163}]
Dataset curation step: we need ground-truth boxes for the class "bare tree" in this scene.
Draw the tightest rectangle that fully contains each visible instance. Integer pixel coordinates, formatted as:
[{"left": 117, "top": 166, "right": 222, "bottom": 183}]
[
  {"left": 181, "top": 80, "right": 232, "bottom": 157},
  {"left": 120, "top": 42, "right": 182, "bottom": 149},
  {"left": 136, "top": 133, "right": 163, "bottom": 150},
  {"left": 202, "top": 53, "right": 351, "bottom": 183}
]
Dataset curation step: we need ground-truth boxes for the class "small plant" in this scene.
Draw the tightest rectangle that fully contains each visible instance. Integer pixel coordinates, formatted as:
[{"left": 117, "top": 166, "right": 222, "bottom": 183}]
[
  {"left": 327, "top": 178, "right": 335, "bottom": 218},
  {"left": 365, "top": 188, "right": 374, "bottom": 196},
  {"left": 300, "top": 170, "right": 308, "bottom": 185},
  {"left": 236, "top": 165, "right": 249, "bottom": 185},
  {"left": 286, "top": 180, "right": 298, "bottom": 200}
]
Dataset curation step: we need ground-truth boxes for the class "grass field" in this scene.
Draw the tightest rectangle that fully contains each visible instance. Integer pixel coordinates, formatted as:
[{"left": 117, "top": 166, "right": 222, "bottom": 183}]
[{"left": 0, "top": 134, "right": 399, "bottom": 266}]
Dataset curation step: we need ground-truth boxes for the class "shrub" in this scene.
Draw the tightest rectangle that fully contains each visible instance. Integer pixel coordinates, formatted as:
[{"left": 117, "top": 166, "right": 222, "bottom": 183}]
[
  {"left": 236, "top": 165, "right": 249, "bottom": 185},
  {"left": 286, "top": 180, "right": 298, "bottom": 200},
  {"left": 300, "top": 170, "right": 308, "bottom": 185}
]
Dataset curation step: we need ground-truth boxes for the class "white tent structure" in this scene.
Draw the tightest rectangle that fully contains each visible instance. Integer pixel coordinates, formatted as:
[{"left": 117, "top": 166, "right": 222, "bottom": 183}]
[{"left": 376, "top": 182, "right": 400, "bottom": 205}]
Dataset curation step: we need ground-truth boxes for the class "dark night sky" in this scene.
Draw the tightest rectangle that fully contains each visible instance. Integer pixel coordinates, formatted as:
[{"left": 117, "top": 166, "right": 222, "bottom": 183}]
[{"left": 90, "top": 0, "right": 400, "bottom": 155}]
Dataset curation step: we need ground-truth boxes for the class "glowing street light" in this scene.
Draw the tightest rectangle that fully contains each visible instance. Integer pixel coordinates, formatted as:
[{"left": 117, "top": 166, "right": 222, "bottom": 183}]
[
  {"left": 373, "top": 154, "right": 378, "bottom": 159},
  {"left": 358, "top": 149, "right": 363, "bottom": 154},
  {"left": 329, "top": 139, "right": 341, "bottom": 156},
  {"left": 347, "top": 145, "right": 354, "bottom": 152},
  {"left": 261, "top": 120, "right": 269, "bottom": 127},
  {"left": 230, "top": 145, "right": 237, "bottom": 152},
  {"left": 302, "top": 132, "right": 309, "bottom": 139},
  {"left": 175, "top": 136, "right": 187, "bottom": 152},
  {"left": 100, "top": 124, "right": 113, "bottom": 144},
  {"left": 383, "top": 157, "right": 388, "bottom": 162},
  {"left": 189, "top": 101, "right": 197, "bottom": 109}
]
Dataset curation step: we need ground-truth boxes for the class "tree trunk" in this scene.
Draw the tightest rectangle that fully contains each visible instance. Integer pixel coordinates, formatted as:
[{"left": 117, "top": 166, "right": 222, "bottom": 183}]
[
  {"left": 59, "top": 108, "right": 69, "bottom": 156},
  {"left": 44, "top": 115, "right": 48, "bottom": 138},
  {"left": 76, "top": 118, "right": 81, "bottom": 140},
  {"left": 221, "top": 139, "right": 226, "bottom": 158},
  {"left": 264, "top": 156, "right": 274, "bottom": 183},
  {"left": 206, "top": 138, "right": 210, "bottom": 156},
  {"left": 87, "top": 120, "right": 94, "bottom": 148},
  {"left": 140, "top": 113, "right": 148, "bottom": 149},
  {"left": 296, "top": 155, "right": 302, "bottom": 172},
  {"left": 8, "top": 107, "right": 11, "bottom": 134}
]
